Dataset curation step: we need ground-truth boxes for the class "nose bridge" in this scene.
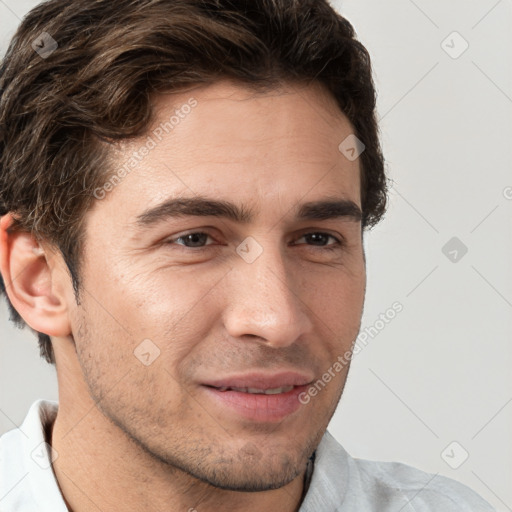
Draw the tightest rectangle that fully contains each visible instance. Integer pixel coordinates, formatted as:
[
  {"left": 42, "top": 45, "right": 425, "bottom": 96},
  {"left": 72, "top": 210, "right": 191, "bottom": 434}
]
[{"left": 223, "top": 240, "right": 313, "bottom": 346}]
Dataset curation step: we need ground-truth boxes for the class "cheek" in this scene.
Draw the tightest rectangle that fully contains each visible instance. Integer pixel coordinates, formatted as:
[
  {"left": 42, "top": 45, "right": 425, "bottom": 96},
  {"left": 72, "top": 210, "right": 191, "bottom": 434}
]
[
  {"left": 308, "top": 262, "right": 365, "bottom": 317},
  {"left": 310, "top": 269, "right": 366, "bottom": 362},
  {"left": 83, "top": 256, "right": 198, "bottom": 336},
  {"left": 73, "top": 297, "right": 190, "bottom": 426},
  {"left": 79, "top": 260, "right": 226, "bottom": 384},
  {"left": 72, "top": 303, "right": 132, "bottom": 385}
]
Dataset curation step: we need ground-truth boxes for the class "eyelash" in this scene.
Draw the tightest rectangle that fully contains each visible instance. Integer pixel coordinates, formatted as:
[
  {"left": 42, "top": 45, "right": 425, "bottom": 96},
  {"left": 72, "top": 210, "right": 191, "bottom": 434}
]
[{"left": 166, "top": 231, "right": 343, "bottom": 251}]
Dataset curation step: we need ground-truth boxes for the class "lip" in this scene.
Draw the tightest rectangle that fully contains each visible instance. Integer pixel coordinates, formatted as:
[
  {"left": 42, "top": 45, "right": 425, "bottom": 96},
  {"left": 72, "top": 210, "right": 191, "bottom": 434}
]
[
  {"left": 202, "top": 371, "right": 314, "bottom": 390},
  {"left": 200, "top": 371, "right": 314, "bottom": 423}
]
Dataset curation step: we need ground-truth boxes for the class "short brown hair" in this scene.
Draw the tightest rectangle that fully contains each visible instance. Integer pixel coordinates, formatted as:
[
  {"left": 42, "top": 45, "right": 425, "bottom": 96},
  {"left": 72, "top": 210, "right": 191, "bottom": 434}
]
[{"left": 0, "top": 0, "right": 388, "bottom": 365}]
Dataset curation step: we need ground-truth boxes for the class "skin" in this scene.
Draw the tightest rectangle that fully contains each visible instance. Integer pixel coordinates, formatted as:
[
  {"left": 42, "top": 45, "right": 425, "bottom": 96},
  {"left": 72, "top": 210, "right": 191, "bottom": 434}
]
[{"left": 0, "top": 80, "right": 366, "bottom": 512}]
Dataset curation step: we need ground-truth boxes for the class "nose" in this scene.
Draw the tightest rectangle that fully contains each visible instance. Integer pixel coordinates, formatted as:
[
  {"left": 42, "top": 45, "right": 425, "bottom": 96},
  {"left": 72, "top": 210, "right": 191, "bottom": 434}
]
[{"left": 222, "top": 241, "right": 314, "bottom": 348}]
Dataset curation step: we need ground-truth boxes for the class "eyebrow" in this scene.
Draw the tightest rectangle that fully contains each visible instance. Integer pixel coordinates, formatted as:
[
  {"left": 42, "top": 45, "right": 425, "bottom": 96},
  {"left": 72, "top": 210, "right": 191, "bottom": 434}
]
[{"left": 135, "top": 195, "right": 362, "bottom": 227}]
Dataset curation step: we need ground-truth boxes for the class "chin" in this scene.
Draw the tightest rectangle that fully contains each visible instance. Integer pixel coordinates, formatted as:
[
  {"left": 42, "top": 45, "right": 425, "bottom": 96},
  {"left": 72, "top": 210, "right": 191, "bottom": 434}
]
[
  {"left": 150, "top": 439, "right": 313, "bottom": 492},
  {"left": 185, "top": 454, "right": 306, "bottom": 492}
]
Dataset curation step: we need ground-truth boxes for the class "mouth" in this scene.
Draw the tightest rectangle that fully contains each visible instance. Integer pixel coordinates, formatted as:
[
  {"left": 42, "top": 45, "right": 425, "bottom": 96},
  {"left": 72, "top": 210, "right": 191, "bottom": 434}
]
[
  {"left": 200, "top": 371, "right": 314, "bottom": 423},
  {"left": 202, "top": 370, "right": 313, "bottom": 391},
  {"left": 209, "top": 385, "right": 295, "bottom": 395}
]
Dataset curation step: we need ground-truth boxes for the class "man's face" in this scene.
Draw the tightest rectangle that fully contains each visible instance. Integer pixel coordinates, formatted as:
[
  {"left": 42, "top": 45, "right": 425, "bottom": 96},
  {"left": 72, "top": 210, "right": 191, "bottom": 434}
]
[{"left": 67, "top": 80, "right": 366, "bottom": 491}]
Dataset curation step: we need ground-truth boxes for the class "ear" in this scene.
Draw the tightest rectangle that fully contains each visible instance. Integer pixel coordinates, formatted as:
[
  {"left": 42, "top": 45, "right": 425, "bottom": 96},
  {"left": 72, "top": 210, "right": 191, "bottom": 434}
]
[{"left": 0, "top": 214, "right": 72, "bottom": 337}]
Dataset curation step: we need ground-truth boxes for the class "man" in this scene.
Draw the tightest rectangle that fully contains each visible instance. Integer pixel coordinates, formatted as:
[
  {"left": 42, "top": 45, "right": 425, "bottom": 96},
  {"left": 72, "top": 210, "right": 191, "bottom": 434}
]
[{"left": 0, "top": 0, "right": 496, "bottom": 510}]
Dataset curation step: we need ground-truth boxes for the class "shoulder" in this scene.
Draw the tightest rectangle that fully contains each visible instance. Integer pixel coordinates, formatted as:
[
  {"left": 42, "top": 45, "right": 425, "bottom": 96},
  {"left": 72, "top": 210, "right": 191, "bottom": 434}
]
[
  {"left": 354, "top": 456, "right": 495, "bottom": 511},
  {"left": 0, "top": 400, "right": 61, "bottom": 510},
  {"left": 311, "top": 431, "right": 496, "bottom": 511}
]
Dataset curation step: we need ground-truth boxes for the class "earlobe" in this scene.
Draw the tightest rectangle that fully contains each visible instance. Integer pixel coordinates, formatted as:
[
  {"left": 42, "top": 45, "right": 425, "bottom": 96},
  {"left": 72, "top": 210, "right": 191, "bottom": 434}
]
[{"left": 0, "top": 214, "right": 72, "bottom": 337}]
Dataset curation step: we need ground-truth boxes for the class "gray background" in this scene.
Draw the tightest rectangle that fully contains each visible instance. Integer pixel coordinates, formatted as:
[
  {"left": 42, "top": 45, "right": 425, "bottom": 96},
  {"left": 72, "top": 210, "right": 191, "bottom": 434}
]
[{"left": 1, "top": 0, "right": 511, "bottom": 510}]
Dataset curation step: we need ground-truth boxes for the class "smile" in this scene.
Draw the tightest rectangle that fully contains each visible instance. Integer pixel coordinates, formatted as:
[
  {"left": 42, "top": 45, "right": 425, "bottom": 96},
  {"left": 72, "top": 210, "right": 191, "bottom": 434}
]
[{"left": 212, "top": 385, "right": 295, "bottom": 395}]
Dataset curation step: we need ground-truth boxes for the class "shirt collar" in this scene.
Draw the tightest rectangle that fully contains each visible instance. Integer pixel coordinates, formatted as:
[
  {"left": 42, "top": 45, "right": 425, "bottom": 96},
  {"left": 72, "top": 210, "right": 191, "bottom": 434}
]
[
  {"left": 1, "top": 400, "right": 349, "bottom": 511},
  {"left": 298, "top": 430, "right": 350, "bottom": 511},
  {"left": 0, "top": 399, "right": 68, "bottom": 511}
]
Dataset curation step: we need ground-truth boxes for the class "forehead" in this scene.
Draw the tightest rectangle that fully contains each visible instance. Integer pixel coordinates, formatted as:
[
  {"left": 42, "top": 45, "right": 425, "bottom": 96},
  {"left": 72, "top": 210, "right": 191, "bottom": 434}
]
[
  {"left": 149, "top": 80, "right": 354, "bottom": 163},
  {"left": 92, "top": 80, "right": 361, "bottom": 229}
]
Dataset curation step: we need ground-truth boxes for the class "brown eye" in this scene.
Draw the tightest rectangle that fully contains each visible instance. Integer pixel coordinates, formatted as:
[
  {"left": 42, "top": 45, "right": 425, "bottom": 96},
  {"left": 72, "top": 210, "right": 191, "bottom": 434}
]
[{"left": 295, "top": 232, "right": 341, "bottom": 250}]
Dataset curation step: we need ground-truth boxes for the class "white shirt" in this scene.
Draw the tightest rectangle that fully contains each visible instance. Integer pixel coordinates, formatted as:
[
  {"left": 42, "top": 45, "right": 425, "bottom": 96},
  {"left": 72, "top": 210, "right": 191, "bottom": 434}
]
[{"left": 0, "top": 399, "right": 496, "bottom": 511}]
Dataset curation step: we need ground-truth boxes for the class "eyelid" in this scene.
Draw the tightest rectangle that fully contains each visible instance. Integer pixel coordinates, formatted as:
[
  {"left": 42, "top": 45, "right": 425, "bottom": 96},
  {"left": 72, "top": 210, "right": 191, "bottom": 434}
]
[
  {"left": 292, "top": 232, "right": 343, "bottom": 247},
  {"left": 166, "top": 231, "right": 217, "bottom": 246},
  {"left": 165, "top": 229, "right": 344, "bottom": 249}
]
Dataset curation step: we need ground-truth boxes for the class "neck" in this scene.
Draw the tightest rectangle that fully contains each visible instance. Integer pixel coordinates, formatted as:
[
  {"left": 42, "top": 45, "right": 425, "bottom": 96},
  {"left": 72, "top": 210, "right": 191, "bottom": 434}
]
[{"left": 50, "top": 348, "right": 306, "bottom": 512}]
